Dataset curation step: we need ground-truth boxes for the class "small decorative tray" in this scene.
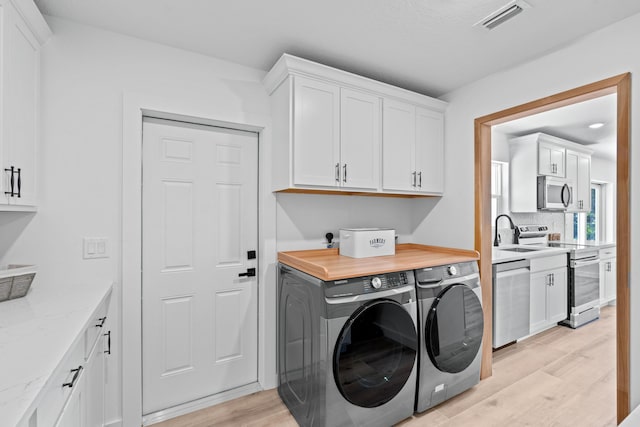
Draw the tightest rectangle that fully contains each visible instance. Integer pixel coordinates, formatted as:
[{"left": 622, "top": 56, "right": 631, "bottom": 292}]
[{"left": 0, "top": 265, "right": 37, "bottom": 302}]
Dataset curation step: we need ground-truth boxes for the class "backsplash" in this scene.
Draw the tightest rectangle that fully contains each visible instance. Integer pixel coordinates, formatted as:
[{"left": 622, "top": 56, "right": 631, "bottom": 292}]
[{"left": 495, "top": 212, "right": 565, "bottom": 245}]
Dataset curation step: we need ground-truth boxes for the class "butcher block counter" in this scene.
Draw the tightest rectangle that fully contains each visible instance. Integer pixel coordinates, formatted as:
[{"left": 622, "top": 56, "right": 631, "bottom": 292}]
[{"left": 278, "top": 243, "right": 480, "bottom": 281}]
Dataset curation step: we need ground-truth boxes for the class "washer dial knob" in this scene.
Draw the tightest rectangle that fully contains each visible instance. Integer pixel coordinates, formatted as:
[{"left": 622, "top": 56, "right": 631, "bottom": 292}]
[
  {"left": 447, "top": 266, "right": 458, "bottom": 276},
  {"left": 371, "top": 277, "right": 382, "bottom": 289}
]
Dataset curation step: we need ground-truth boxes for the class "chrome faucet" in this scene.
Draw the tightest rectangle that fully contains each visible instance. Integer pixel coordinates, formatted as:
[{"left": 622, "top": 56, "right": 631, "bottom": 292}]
[{"left": 494, "top": 214, "right": 520, "bottom": 247}]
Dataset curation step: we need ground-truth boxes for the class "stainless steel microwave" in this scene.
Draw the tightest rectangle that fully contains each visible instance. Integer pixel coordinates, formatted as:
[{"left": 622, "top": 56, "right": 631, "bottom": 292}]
[{"left": 537, "top": 176, "right": 572, "bottom": 210}]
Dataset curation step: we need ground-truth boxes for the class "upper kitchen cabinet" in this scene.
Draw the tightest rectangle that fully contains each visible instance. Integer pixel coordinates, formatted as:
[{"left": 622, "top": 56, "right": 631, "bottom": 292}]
[
  {"left": 538, "top": 140, "right": 565, "bottom": 177},
  {"left": 264, "top": 54, "right": 446, "bottom": 197},
  {"left": 0, "top": 0, "right": 51, "bottom": 211},
  {"left": 382, "top": 101, "right": 444, "bottom": 194},
  {"left": 509, "top": 133, "right": 592, "bottom": 212},
  {"left": 565, "top": 149, "right": 592, "bottom": 212}
]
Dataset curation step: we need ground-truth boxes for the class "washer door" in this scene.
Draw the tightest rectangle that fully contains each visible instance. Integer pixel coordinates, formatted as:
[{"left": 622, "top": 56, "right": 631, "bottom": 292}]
[
  {"left": 425, "top": 284, "right": 483, "bottom": 373},
  {"left": 333, "top": 299, "right": 417, "bottom": 408}
]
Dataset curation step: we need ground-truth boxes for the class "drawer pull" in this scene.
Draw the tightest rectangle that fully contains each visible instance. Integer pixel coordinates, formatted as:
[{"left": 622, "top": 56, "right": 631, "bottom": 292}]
[
  {"left": 104, "top": 331, "right": 111, "bottom": 355},
  {"left": 95, "top": 316, "right": 107, "bottom": 327},
  {"left": 63, "top": 366, "right": 83, "bottom": 388}
]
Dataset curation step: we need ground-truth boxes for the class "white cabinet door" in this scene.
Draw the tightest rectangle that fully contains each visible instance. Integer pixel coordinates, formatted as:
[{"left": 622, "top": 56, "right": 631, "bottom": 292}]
[
  {"left": 604, "top": 258, "right": 616, "bottom": 303},
  {"left": 84, "top": 335, "right": 105, "bottom": 427},
  {"left": 382, "top": 99, "right": 415, "bottom": 191},
  {"left": 576, "top": 154, "right": 591, "bottom": 211},
  {"left": 292, "top": 76, "right": 340, "bottom": 187},
  {"left": 1, "top": 3, "right": 39, "bottom": 207},
  {"left": 547, "top": 268, "right": 568, "bottom": 323},
  {"left": 530, "top": 271, "right": 548, "bottom": 333},
  {"left": 415, "top": 107, "right": 444, "bottom": 194},
  {"left": 56, "top": 369, "right": 86, "bottom": 427},
  {"left": 340, "top": 88, "right": 380, "bottom": 190},
  {"left": 566, "top": 151, "right": 579, "bottom": 210},
  {"left": 538, "top": 142, "right": 565, "bottom": 177}
]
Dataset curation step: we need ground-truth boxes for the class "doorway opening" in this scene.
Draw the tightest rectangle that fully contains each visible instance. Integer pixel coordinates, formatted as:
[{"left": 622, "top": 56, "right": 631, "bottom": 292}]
[{"left": 474, "top": 73, "right": 630, "bottom": 422}]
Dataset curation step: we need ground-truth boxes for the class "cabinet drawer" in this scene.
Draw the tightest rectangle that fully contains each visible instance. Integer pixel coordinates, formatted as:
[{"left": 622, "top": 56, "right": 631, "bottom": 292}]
[
  {"left": 599, "top": 247, "right": 616, "bottom": 260},
  {"left": 84, "top": 300, "right": 108, "bottom": 360},
  {"left": 38, "top": 334, "right": 85, "bottom": 427},
  {"left": 530, "top": 254, "right": 567, "bottom": 272}
]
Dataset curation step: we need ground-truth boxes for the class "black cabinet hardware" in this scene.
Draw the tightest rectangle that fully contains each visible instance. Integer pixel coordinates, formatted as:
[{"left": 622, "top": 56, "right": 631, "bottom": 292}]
[
  {"left": 16, "top": 168, "right": 21, "bottom": 198},
  {"left": 247, "top": 250, "right": 256, "bottom": 260},
  {"left": 238, "top": 268, "right": 256, "bottom": 277},
  {"left": 95, "top": 317, "right": 107, "bottom": 327},
  {"left": 104, "top": 331, "right": 111, "bottom": 355},
  {"left": 63, "top": 366, "right": 83, "bottom": 388},
  {"left": 5, "top": 166, "right": 14, "bottom": 196}
]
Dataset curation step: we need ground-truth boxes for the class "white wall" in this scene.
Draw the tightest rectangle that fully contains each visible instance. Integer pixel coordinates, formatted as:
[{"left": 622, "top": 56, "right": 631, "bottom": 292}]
[
  {"left": 0, "top": 17, "right": 271, "bottom": 425},
  {"left": 592, "top": 156, "right": 617, "bottom": 242},
  {"left": 414, "top": 12, "right": 640, "bottom": 408}
]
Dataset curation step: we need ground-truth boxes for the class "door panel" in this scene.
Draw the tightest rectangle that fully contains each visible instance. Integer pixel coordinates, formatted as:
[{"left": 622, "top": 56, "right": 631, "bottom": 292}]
[
  {"left": 382, "top": 100, "right": 415, "bottom": 191},
  {"left": 142, "top": 118, "right": 258, "bottom": 415},
  {"left": 340, "top": 88, "right": 380, "bottom": 190},
  {"left": 415, "top": 107, "right": 444, "bottom": 194}
]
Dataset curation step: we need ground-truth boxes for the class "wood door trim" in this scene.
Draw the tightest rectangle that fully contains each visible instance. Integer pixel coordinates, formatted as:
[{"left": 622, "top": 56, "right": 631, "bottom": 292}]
[{"left": 474, "top": 73, "right": 630, "bottom": 423}]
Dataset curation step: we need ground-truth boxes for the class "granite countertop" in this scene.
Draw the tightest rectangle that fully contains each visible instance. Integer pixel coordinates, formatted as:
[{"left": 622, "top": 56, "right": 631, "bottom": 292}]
[
  {"left": 0, "top": 279, "right": 113, "bottom": 426},
  {"left": 492, "top": 244, "right": 571, "bottom": 264}
]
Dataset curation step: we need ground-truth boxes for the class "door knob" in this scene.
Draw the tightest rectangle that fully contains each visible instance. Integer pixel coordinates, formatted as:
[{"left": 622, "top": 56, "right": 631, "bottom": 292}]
[{"left": 238, "top": 268, "right": 256, "bottom": 277}]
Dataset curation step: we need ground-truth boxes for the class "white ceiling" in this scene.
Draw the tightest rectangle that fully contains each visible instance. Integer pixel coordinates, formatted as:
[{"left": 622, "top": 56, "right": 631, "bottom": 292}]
[
  {"left": 33, "top": 0, "right": 640, "bottom": 97},
  {"left": 494, "top": 94, "right": 617, "bottom": 161}
]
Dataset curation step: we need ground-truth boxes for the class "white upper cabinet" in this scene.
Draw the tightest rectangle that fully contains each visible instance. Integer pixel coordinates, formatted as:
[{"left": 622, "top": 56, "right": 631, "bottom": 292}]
[
  {"left": 382, "top": 99, "right": 415, "bottom": 192},
  {"left": 566, "top": 150, "right": 591, "bottom": 212},
  {"left": 538, "top": 141, "right": 565, "bottom": 177},
  {"left": 264, "top": 54, "right": 446, "bottom": 197},
  {"left": 0, "top": 0, "right": 51, "bottom": 211},
  {"left": 292, "top": 77, "right": 340, "bottom": 187},
  {"left": 340, "top": 88, "right": 380, "bottom": 190}
]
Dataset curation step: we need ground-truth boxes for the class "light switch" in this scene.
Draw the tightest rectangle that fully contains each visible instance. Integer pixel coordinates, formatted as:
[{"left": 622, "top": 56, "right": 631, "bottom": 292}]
[{"left": 83, "top": 238, "right": 109, "bottom": 259}]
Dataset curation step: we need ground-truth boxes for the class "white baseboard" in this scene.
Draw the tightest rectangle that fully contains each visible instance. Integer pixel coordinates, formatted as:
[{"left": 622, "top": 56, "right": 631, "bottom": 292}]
[
  {"left": 141, "top": 382, "right": 263, "bottom": 426},
  {"left": 105, "top": 419, "right": 123, "bottom": 427}
]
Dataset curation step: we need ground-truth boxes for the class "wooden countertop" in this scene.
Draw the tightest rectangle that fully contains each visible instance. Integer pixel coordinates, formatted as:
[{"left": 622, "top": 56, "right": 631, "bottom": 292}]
[{"left": 278, "top": 243, "right": 480, "bottom": 281}]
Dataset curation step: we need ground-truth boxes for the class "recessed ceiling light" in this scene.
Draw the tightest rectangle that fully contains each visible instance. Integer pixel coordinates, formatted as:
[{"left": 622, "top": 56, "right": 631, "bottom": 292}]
[{"left": 589, "top": 122, "right": 604, "bottom": 129}]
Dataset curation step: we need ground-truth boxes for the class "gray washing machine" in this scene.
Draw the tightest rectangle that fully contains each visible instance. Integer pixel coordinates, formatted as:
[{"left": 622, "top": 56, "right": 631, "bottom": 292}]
[
  {"left": 278, "top": 263, "right": 418, "bottom": 427},
  {"left": 414, "top": 261, "right": 484, "bottom": 413}
]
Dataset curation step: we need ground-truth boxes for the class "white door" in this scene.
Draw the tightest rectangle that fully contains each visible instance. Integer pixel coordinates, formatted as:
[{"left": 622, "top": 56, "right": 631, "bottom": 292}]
[
  {"left": 547, "top": 268, "right": 568, "bottom": 323},
  {"left": 142, "top": 117, "right": 258, "bottom": 415},
  {"left": 340, "top": 88, "right": 380, "bottom": 190}
]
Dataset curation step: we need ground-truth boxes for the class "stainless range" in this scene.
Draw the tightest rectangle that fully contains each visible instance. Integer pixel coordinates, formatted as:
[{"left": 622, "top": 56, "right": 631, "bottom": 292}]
[{"left": 548, "top": 242, "right": 600, "bottom": 328}]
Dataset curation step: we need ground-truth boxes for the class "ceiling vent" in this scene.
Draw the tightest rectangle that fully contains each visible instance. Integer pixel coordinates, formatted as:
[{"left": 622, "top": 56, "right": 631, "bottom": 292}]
[{"left": 474, "top": 0, "right": 532, "bottom": 30}]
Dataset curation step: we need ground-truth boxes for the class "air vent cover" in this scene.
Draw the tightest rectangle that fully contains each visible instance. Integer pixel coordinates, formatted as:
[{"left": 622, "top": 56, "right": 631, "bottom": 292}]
[{"left": 474, "top": 0, "right": 532, "bottom": 30}]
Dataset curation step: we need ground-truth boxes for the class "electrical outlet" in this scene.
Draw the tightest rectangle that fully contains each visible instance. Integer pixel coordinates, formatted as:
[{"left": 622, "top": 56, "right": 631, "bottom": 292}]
[{"left": 83, "top": 238, "right": 109, "bottom": 259}]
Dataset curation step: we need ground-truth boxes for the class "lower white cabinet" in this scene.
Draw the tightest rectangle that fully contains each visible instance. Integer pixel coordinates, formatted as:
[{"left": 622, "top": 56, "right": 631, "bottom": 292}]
[
  {"left": 35, "top": 298, "right": 111, "bottom": 427},
  {"left": 530, "top": 254, "right": 568, "bottom": 334},
  {"left": 599, "top": 246, "right": 616, "bottom": 305}
]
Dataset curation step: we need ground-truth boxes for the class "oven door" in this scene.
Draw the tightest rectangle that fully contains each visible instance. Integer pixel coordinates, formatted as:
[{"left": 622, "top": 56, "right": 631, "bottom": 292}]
[{"left": 570, "top": 257, "right": 600, "bottom": 309}]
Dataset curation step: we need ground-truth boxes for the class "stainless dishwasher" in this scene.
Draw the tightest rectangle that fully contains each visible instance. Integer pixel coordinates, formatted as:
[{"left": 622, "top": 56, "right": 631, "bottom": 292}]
[{"left": 493, "top": 259, "right": 531, "bottom": 348}]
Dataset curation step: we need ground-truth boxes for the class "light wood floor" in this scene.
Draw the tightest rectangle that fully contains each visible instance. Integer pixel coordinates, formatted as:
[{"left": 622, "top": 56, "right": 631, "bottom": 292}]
[{"left": 152, "top": 306, "right": 616, "bottom": 427}]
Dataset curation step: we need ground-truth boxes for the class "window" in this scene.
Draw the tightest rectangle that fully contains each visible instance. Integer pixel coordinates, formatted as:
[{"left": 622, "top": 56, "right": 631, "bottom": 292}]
[
  {"left": 570, "top": 183, "right": 603, "bottom": 242},
  {"left": 491, "top": 161, "right": 508, "bottom": 224}
]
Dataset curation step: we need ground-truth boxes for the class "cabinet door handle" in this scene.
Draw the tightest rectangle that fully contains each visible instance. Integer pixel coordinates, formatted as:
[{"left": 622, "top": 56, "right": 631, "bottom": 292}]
[
  {"left": 343, "top": 164, "right": 347, "bottom": 183},
  {"left": 95, "top": 316, "right": 107, "bottom": 328},
  {"left": 104, "top": 331, "right": 111, "bottom": 355},
  {"left": 4, "top": 166, "right": 15, "bottom": 197},
  {"left": 412, "top": 171, "right": 416, "bottom": 187},
  {"left": 335, "top": 163, "right": 340, "bottom": 182},
  {"left": 418, "top": 171, "right": 422, "bottom": 188},
  {"left": 63, "top": 366, "right": 83, "bottom": 388},
  {"left": 551, "top": 273, "right": 555, "bottom": 286},
  {"left": 16, "top": 168, "right": 21, "bottom": 198},
  {"left": 547, "top": 274, "right": 551, "bottom": 286}
]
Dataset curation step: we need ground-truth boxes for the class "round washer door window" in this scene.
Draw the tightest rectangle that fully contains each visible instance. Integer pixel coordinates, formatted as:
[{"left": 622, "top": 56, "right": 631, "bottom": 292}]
[
  {"left": 425, "top": 284, "right": 484, "bottom": 373},
  {"left": 333, "top": 299, "right": 417, "bottom": 408}
]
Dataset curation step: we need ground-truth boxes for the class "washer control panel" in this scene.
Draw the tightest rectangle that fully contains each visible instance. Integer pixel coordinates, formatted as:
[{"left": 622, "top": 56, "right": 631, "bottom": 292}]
[{"left": 325, "top": 271, "right": 414, "bottom": 298}]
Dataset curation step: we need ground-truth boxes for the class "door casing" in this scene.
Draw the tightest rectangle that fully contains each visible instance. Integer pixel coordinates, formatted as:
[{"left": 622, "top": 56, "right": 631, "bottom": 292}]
[{"left": 474, "top": 73, "right": 630, "bottom": 423}]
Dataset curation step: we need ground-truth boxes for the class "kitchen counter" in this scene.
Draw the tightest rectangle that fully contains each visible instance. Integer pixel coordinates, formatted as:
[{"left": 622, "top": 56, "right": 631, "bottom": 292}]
[
  {"left": 554, "top": 240, "right": 616, "bottom": 249},
  {"left": 492, "top": 244, "right": 571, "bottom": 264},
  {"left": 0, "top": 279, "right": 113, "bottom": 426},
  {"left": 278, "top": 243, "right": 479, "bottom": 281}
]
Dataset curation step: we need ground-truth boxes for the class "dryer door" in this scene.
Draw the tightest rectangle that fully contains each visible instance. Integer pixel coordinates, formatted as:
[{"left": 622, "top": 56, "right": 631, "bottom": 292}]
[
  {"left": 333, "top": 299, "right": 417, "bottom": 408},
  {"left": 425, "top": 284, "right": 484, "bottom": 373}
]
